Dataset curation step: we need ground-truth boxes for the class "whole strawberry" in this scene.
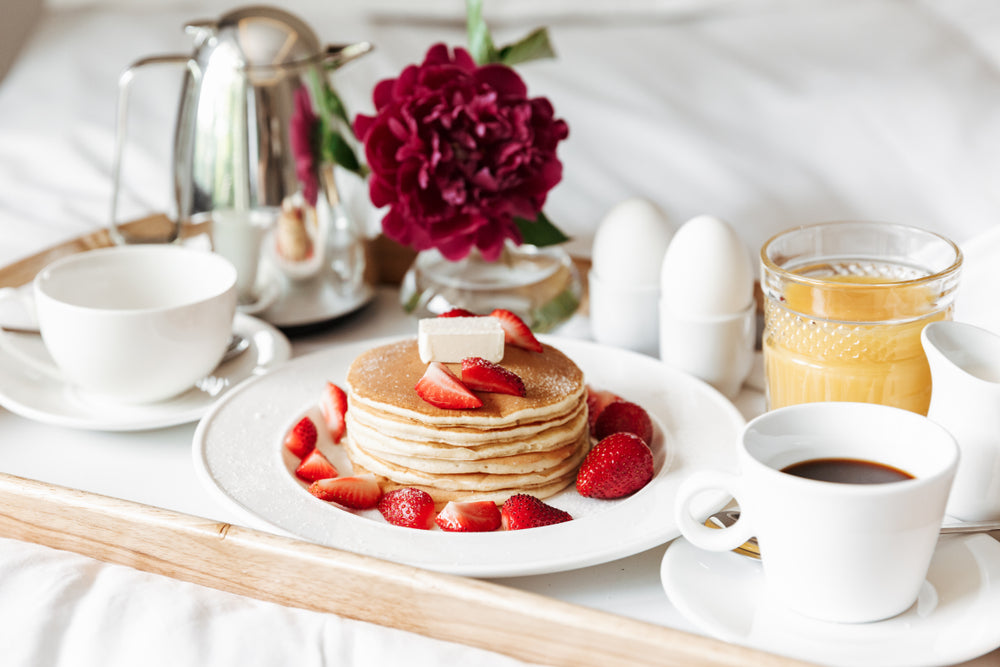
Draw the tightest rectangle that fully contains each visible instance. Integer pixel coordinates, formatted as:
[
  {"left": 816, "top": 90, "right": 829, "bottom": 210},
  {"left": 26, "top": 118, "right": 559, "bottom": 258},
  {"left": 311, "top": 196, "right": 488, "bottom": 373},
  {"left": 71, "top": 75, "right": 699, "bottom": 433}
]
[
  {"left": 500, "top": 494, "right": 572, "bottom": 530},
  {"left": 592, "top": 400, "right": 654, "bottom": 444},
  {"left": 378, "top": 487, "right": 437, "bottom": 529},
  {"left": 576, "top": 432, "right": 654, "bottom": 499},
  {"left": 586, "top": 385, "right": 622, "bottom": 431}
]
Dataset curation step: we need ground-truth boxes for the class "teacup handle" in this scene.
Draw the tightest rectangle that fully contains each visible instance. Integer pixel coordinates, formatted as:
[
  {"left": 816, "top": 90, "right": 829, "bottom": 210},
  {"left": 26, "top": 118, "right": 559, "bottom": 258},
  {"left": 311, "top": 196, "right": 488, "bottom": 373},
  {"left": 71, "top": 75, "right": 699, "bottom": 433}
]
[
  {"left": 0, "top": 289, "right": 64, "bottom": 382},
  {"left": 675, "top": 470, "right": 754, "bottom": 552}
]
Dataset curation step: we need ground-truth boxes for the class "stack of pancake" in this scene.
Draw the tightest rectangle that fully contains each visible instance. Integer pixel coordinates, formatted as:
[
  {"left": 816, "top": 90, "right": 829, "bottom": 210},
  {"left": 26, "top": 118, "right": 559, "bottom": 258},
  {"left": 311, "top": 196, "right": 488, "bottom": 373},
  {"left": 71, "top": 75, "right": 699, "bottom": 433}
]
[{"left": 344, "top": 339, "right": 589, "bottom": 505}]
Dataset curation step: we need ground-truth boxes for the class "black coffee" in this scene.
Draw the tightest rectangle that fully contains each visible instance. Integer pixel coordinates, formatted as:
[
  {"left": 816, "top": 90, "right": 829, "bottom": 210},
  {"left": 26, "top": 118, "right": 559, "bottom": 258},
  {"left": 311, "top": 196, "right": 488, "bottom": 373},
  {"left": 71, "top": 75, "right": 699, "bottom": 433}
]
[{"left": 781, "top": 457, "right": 914, "bottom": 484}]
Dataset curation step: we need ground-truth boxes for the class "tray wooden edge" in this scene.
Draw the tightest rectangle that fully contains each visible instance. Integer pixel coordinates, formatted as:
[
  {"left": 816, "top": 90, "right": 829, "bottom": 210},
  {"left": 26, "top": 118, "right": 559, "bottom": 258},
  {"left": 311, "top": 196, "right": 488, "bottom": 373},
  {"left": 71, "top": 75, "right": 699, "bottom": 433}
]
[{"left": 0, "top": 472, "right": 809, "bottom": 667}]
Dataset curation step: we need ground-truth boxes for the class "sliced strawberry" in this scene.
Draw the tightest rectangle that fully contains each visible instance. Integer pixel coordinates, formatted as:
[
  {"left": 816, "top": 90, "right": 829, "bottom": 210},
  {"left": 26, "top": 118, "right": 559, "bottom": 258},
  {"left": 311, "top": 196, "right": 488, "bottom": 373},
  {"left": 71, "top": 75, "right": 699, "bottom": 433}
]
[
  {"left": 295, "top": 449, "right": 339, "bottom": 483},
  {"left": 500, "top": 494, "right": 572, "bottom": 530},
  {"left": 586, "top": 385, "right": 623, "bottom": 431},
  {"left": 320, "top": 381, "right": 348, "bottom": 444},
  {"left": 378, "top": 487, "right": 437, "bottom": 529},
  {"left": 460, "top": 357, "right": 526, "bottom": 397},
  {"left": 284, "top": 416, "right": 318, "bottom": 459},
  {"left": 439, "top": 308, "right": 478, "bottom": 318},
  {"left": 308, "top": 474, "right": 382, "bottom": 509},
  {"left": 415, "top": 362, "right": 483, "bottom": 409},
  {"left": 435, "top": 500, "right": 502, "bottom": 532},
  {"left": 576, "top": 432, "right": 654, "bottom": 499},
  {"left": 489, "top": 309, "right": 543, "bottom": 353},
  {"left": 593, "top": 400, "right": 654, "bottom": 444}
]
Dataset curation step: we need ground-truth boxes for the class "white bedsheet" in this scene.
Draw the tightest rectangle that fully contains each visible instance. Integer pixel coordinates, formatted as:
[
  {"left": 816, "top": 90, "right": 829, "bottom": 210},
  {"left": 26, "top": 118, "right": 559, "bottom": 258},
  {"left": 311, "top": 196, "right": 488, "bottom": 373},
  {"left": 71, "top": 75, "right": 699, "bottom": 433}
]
[
  {"left": 2, "top": 2, "right": 1000, "bottom": 666},
  {"left": 3, "top": 0, "right": 1000, "bottom": 269}
]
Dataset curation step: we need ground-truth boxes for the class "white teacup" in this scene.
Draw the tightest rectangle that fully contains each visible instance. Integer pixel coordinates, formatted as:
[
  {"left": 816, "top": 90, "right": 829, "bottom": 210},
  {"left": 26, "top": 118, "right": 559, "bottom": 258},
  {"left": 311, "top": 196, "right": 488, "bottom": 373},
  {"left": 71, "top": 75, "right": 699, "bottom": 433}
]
[
  {"left": 675, "top": 402, "right": 958, "bottom": 624},
  {"left": 0, "top": 246, "right": 237, "bottom": 404}
]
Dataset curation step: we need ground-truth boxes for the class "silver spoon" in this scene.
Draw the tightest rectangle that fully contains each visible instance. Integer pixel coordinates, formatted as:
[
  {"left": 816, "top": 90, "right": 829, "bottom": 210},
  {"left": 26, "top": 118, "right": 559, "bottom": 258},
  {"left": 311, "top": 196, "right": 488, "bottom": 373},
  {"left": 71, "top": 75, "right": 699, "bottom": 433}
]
[
  {"left": 705, "top": 509, "right": 1000, "bottom": 560},
  {"left": 221, "top": 333, "right": 250, "bottom": 363}
]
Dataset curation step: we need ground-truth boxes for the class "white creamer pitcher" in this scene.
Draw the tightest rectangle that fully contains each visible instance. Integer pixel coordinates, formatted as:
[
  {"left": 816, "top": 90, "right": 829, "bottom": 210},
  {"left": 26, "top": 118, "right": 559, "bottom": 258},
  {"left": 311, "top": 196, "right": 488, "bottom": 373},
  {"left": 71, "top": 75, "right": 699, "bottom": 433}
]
[{"left": 923, "top": 320, "right": 1000, "bottom": 521}]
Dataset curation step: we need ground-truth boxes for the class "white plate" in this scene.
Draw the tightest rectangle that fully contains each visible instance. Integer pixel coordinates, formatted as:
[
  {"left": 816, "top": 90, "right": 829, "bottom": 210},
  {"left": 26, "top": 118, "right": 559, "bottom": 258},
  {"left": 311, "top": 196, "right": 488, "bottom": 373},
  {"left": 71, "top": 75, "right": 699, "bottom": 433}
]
[
  {"left": 660, "top": 534, "right": 1000, "bottom": 667},
  {"left": 192, "top": 335, "right": 745, "bottom": 578},
  {"left": 0, "top": 314, "right": 291, "bottom": 432}
]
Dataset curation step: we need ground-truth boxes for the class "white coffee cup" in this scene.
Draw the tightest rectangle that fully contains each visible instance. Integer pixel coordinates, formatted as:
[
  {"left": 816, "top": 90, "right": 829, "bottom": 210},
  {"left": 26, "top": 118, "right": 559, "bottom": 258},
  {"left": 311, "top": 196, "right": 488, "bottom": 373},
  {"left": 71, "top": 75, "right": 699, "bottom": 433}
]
[
  {"left": 0, "top": 246, "right": 238, "bottom": 404},
  {"left": 675, "top": 402, "right": 958, "bottom": 624}
]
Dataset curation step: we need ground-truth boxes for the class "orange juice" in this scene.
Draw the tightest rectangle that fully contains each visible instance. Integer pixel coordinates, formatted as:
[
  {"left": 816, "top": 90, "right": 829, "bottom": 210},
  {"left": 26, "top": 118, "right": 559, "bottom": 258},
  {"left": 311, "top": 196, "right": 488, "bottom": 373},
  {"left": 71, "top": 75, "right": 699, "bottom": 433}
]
[
  {"left": 763, "top": 273, "right": 950, "bottom": 414},
  {"left": 760, "top": 222, "right": 962, "bottom": 415}
]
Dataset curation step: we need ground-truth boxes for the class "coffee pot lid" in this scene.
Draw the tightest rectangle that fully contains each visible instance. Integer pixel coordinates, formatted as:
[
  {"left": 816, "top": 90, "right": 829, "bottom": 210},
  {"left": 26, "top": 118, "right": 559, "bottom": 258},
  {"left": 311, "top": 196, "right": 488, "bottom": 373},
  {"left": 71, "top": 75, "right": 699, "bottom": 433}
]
[{"left": 187, "top": 5, "right": 322, "bottom": 68}]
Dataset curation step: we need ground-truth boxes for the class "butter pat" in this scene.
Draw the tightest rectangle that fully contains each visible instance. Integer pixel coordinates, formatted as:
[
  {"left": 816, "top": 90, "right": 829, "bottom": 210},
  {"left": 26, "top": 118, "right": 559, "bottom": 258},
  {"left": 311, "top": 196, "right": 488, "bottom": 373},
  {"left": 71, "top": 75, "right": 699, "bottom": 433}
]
[{"left": 418, "top": 317, "right": 505, "bottom": 363}]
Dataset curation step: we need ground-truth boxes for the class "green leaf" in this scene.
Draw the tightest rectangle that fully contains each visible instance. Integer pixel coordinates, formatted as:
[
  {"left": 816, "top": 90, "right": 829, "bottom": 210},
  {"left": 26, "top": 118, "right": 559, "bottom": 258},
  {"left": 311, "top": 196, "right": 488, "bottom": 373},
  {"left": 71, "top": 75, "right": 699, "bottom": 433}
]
[
  {"left": 322, "top": 84, "right": 354, "bottom": 136},
  {"left": 322, "top": 130, "right": 363, "bottom": 176},
  {"left": 531, "top": 288, "right": 581, "bottom": 333},
  {"left": 498, "top": 28, "right": 556, "bottom": 66},
  {"left": 515, "top": 211, "right": 570, "bottom": 247},
  {"left": 465, "top": 0, "right": 499, "bottom": 64}
]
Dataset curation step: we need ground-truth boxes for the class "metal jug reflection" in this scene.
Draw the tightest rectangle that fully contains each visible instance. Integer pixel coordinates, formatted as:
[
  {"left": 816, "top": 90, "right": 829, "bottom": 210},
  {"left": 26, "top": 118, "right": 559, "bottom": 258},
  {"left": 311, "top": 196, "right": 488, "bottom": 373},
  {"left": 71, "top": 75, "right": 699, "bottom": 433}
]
[{"left": 110, "top": 5, "right": 373, "bottom": 326}]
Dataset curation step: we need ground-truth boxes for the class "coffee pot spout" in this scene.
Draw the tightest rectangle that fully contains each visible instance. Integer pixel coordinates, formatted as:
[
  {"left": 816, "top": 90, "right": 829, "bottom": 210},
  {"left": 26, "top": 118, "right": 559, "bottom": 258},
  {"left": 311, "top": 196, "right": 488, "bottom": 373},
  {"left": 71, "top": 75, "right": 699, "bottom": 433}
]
[
  {"left": 323, "top": 41, "right": 374, "bottom": 69},
  {"left": 183, "top": 19, "right": 218, "bottom": 44}
]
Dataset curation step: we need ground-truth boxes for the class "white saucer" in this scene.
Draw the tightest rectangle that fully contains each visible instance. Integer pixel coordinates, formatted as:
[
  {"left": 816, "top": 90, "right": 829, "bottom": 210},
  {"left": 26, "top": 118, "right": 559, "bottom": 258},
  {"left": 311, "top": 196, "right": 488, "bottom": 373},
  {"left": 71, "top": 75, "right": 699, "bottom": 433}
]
[
  {"left": 237, "top": 277, "right": 281, "bottom": 316},
  {"left": 0, "top": 313, "right": 291, "bottom": 431},
  {"left": 660, "top": 534, "right": 1000, "bottom": 667}
]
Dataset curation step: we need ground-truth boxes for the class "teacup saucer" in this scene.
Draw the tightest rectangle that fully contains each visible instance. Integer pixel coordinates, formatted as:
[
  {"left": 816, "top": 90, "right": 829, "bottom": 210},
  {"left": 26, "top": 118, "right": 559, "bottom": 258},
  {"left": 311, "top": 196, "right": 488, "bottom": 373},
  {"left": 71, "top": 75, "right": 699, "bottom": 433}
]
[
  {"left": 0, "top": 313, "right": 291, "bottom": 431},
  {"left": 660, "top": 534, "right": 1000, "bottom": 666}
]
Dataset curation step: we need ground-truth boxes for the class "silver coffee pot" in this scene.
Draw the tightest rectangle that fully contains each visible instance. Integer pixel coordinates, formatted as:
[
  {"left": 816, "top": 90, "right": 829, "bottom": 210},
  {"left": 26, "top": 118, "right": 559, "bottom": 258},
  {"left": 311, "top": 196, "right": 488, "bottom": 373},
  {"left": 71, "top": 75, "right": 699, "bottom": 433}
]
[{"left": 110, "top": 5, "right": 374, "bottom": 328}]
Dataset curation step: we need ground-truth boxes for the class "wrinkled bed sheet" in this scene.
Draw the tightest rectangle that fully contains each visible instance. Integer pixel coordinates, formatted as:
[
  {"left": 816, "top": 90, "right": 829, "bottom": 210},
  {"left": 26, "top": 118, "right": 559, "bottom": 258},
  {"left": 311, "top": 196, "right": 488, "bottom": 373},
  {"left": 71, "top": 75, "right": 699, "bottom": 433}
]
[{"left": 2, "top": 0, "right": 999, "bottom": 269}]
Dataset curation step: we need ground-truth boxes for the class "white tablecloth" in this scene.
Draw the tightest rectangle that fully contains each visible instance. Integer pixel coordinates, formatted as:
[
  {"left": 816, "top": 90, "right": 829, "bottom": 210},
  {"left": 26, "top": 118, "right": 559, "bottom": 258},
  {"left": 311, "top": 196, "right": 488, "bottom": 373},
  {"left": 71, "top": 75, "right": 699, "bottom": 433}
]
[{"left": 2, "top": 1, "right": 1000, "bottom": 665}]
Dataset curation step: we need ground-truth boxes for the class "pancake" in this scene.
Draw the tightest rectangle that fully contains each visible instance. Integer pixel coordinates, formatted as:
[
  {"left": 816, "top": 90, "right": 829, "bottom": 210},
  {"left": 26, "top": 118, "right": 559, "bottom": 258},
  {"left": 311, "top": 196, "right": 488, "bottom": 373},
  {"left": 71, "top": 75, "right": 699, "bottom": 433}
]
[
  {"left": 347, "top": 340, "right": 586, "bottom": 426},
  {"left": 345, "top": 430, "right": 589, "bottom": 483},
  {"left": 344, "top": 403, "right": 587, "bottom": 460},
  {"left": 346, "top": 397, "right": 587, "bottom": 446},
  {"left": 351, "top": 463, "right": 579, "bottom": 506},
  {"left": 342, "top": 337, "right": 590, "bottom": 505}
]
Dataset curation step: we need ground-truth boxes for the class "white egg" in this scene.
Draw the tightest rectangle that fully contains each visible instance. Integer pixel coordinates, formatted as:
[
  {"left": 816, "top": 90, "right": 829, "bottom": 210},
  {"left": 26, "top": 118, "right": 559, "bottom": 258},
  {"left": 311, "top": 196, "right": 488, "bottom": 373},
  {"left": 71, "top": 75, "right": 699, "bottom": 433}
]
[
  {"left": 591, "top": 198, "right": 675, "bottom": 286},
  {"left": 660, "top": 214, "right": 754, "bottom": 316}
]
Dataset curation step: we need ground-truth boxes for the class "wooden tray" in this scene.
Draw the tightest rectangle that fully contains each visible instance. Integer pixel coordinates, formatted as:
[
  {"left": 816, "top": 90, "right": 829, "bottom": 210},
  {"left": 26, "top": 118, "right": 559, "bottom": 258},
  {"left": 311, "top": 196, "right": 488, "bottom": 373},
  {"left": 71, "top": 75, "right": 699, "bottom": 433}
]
[{"left": 0, "top": 218, "right": 806, "bottom": 667}]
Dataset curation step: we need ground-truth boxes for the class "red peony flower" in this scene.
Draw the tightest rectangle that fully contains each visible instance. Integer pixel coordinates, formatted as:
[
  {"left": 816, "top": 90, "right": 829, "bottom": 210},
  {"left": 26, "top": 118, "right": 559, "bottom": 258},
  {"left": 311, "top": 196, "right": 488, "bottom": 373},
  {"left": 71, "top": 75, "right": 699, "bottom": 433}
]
[
  {"left": 290, "top": 85, "right": 320, "bottom": 207},
  {"left": 353, "top": 43, "right": 569, "bottom": 261}
]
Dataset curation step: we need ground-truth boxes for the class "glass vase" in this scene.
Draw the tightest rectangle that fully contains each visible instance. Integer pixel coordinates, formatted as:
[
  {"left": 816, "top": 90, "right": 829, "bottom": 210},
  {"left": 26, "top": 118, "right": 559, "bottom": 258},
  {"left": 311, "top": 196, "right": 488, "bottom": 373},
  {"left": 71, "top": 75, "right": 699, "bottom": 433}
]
[{"left": 400, "top": 241, "right": 582, "bottom": 333}]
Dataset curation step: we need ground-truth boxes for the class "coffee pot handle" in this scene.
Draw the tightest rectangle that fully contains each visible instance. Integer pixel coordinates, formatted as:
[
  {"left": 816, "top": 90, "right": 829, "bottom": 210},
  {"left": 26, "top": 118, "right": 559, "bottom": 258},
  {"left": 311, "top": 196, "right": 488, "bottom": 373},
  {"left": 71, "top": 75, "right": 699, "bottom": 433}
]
[{"left": 108, "top": 54, "right": 196, "bottom": 245}]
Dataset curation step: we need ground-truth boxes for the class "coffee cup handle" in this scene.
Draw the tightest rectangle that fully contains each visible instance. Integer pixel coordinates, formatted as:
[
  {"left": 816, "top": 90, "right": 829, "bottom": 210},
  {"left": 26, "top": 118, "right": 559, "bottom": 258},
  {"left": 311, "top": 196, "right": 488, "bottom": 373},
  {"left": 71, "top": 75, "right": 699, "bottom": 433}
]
[
  {"left": 674, "top": 470, "right": 754, "bottom": 552},
  {"left": 0, "top": 289, "right": 65, "bottom": 382}
]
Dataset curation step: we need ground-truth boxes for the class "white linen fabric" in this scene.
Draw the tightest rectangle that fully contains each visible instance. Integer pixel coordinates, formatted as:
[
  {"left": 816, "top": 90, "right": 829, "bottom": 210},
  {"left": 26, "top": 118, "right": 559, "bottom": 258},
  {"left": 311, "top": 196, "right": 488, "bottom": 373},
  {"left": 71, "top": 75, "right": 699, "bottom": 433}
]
[
  {"left": 0, "top": 536, "right": 541, "bottom": 667},
  {"left": 2, "top": 0, "right": 1000, "bottom": 268},
  {"left": 2, "top": 2, "right": 1000, "bottom": 666}
]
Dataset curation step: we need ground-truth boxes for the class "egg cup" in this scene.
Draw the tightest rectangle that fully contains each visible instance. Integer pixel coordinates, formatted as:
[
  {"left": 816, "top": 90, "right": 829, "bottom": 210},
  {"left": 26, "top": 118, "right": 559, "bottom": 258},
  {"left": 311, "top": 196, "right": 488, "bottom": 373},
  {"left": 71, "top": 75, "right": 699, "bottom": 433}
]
[
  {"left": 658, "top": 300, "right": 756, "bottom": 399},
  {"left": 589, "top": 270, "right": 660, "bottom": 356}
]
